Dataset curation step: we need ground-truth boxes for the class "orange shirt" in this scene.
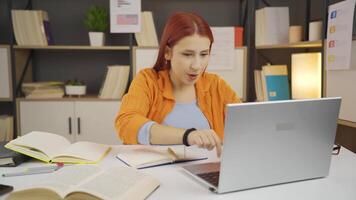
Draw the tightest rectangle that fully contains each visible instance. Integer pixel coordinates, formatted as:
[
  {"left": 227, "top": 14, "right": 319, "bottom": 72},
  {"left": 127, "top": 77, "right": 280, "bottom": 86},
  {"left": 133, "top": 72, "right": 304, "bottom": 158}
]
[{"left": 115, "top": 68, "right": 241, "bottom": 144}]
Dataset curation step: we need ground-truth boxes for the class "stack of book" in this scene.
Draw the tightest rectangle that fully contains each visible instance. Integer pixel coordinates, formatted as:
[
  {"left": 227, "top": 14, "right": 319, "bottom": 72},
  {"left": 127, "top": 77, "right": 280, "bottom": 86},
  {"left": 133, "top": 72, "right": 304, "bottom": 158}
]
[
  {"left": 22, "top": 82, "right": 64, "bottom": 99},
  {"left": 0, "top": 141, "right": 29, "bottom": 167},
  {"left": 0, "top": 115, "right": 13, "bottom": 141},
  {"left": 135, "top": 11, "right": 159, "bottom": 46},
  {"left": 254, "top": 64, "right": 290, "bottom": 101},
  {"left": 11, "top": 10, "right": 54, "bottom": 46},
  {"left": 255, "top": 7, "right": 289, "bottom": 46},
  {"left": 98, "top": 65, "right": 130, "bottom": 99}
]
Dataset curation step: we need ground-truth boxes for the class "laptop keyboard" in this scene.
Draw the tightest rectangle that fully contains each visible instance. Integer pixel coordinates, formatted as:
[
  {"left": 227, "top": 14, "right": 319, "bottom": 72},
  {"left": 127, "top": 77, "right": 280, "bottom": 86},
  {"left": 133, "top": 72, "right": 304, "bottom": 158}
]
[{"left": 197, "top": 171, "right": 220, "bottom": 187}]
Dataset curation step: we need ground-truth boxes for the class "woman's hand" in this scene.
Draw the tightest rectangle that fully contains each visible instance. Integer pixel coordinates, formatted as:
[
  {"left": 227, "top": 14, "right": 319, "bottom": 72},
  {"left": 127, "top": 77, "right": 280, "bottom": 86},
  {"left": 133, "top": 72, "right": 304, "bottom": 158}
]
[{"left": 187, "top": 129, "right": 222, "bottom": 157}]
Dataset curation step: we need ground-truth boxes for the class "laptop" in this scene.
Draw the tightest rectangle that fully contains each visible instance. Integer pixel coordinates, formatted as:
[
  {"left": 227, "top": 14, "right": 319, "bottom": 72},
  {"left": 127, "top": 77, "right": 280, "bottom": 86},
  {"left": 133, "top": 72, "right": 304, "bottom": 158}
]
[{"left": 182, "top": 97, "right": 341, "bottom": 193}]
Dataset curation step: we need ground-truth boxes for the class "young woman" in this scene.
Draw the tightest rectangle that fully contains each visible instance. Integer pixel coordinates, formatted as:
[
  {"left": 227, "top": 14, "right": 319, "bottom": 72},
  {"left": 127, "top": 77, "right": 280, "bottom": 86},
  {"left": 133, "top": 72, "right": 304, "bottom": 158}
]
[{"left": 115, "top": 12, "right": 241, "bottom": 156}]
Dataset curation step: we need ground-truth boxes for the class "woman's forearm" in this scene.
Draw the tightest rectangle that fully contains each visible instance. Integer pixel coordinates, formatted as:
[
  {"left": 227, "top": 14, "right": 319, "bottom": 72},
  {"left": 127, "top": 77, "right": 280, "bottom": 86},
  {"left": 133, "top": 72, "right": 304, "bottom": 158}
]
[{"left": 150, "top": 123, "right": 185, "bottom": 144}]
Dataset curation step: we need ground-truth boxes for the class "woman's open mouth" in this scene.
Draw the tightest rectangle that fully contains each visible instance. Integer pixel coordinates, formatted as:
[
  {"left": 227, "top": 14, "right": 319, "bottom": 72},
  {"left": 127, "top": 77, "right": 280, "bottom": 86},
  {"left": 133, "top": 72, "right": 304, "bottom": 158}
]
[{"left": 187, "top": 73, "right": 198, "bottom": 81}]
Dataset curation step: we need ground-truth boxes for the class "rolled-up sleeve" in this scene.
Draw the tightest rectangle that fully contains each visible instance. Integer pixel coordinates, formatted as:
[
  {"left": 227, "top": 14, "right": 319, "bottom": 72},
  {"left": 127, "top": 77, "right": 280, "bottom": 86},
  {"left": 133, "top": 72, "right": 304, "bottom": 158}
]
[{"left": 115, "top": 72, "right": 152, "bottom": 144}]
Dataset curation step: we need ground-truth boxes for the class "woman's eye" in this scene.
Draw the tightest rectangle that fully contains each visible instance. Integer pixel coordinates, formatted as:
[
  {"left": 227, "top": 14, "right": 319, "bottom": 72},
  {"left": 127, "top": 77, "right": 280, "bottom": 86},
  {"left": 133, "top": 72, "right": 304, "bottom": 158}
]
[
  {"left": 182, "top": 53, "right": 193, "bottom": 57},
  {"left": 201, "top": 53, "right": 209, "bottom": 57}
]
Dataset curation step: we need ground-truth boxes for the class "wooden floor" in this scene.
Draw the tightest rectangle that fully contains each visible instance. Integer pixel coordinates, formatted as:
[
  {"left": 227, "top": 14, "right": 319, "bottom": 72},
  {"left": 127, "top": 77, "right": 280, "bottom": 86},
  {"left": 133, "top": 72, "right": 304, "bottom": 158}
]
[{"left": 335, "top": 125, "right": 356, "bottom": 154}]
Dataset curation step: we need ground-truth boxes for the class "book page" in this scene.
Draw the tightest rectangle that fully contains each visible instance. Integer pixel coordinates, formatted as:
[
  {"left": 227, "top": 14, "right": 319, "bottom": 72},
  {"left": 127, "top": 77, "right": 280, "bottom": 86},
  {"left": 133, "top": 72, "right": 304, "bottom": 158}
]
[
  {"left": 68, "top": 167, "right": 160, "bottom": 200},
  {"left": 116, "top": 145, "right": 174, "bottom": 168},
  {"left": 6, "top": 131, "right": 71, "bottom": 159},
  {"left": 7, "top": 165, "right": 102, "bottom": 199},
  {"left": 52, "top": 141, "right": 110, "bottom": 163}
]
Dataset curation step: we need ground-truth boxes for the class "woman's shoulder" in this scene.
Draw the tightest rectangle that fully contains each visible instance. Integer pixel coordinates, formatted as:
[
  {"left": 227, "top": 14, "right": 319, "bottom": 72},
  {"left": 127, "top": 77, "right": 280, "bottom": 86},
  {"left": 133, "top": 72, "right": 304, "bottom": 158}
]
[
  {"left": 201, "top": 72, "right": 226, "bottom": 85},
  {"left": 134, "top": 68, "right": 160, "bottom": 82},
  {"left": 137, "top": 68, "right": 157, "bottom": 77}
]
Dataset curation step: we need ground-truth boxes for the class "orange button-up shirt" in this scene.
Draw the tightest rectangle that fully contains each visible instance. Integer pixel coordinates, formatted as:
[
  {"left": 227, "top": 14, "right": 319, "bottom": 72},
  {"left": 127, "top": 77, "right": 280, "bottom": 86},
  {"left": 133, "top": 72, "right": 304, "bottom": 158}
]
[{"left": 115, "top": 68, "right": 241, "bottom": 144}]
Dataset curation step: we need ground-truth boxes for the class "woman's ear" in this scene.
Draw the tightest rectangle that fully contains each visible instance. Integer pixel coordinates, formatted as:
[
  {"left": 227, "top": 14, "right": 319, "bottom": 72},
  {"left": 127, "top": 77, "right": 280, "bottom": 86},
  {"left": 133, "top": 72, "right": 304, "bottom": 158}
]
[{"left": 164, "top": 46, "right": 172, "bottom": 61}]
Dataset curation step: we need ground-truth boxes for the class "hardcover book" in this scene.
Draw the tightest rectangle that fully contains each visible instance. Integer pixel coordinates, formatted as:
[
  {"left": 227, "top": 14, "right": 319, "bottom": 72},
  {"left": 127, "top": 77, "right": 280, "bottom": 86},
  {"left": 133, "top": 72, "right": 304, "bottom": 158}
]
[
  {"left": 5, "top": 131, "right": 111, "bottom": 164},
  {"left": 116, "top": 145, "right": 207, "bottom": 169},
  {"left": 6, "top": 165, "right": 160, "bottom": 200}
]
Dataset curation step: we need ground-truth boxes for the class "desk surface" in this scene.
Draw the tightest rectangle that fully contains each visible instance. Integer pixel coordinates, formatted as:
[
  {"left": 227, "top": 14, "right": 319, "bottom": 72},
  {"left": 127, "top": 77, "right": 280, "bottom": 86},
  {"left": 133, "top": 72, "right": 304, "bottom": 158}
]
[{"left": 1, "top": 146, "right": 356, "bottom": 200}]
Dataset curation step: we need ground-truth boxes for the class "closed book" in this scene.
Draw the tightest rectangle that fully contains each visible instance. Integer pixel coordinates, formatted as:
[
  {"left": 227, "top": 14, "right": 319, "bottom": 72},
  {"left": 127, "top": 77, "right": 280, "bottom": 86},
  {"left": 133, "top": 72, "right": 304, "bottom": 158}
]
[
  {"left": 0, "top": 115, "right": 14, "bottom": 141},
  {"left": 111, "top": 66, "right": 130, "bottom": 99},
  {"left": 41, "top": 11, "right": 54, "bottom": 45},
  {"left": 235, "top": 26, "right": 244, "bottom": 47},
  {"left": 0, "top": 141, "right": 30, "bottom": 167},
  {"left": 254, "top": 70, "right": 264, "bottom": 101},
  {"left": 262, "top": 64, "right": 290, "bottom": 101},
  {"left": 255, "top": 7, "right": 289, "bottom": 46}
]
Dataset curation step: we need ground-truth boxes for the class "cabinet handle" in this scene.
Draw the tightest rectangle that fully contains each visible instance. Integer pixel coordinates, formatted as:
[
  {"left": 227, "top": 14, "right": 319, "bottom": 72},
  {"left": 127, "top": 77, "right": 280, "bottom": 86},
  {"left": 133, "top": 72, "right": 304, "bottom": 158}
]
[
  {"left": 68, "top": 117, "right": 72, "bottom": 135},
  {"left": 77, "top": 117, "right": 81, "bottom": 135}
]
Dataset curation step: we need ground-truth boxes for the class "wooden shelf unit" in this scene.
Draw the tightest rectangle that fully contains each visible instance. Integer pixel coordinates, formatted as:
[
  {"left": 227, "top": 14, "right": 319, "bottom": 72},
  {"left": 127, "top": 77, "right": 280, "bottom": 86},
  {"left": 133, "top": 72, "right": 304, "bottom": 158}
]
[
  {"left": 16, "top": 96, "right": 121, "bottom": 101},
  {"left": 13, "top": 45, "right": 130, "bottom": 50},
  {"left": 255, "top": 40, "right": 322, "bottom": 50},
  {"left": 338, "top": 119, "right": 356, "bottom": 128}
]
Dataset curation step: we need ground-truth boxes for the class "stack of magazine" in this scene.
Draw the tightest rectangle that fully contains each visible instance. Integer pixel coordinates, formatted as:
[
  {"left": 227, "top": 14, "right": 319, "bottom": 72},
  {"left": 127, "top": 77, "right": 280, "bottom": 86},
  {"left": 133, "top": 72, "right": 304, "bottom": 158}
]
[{"left": 22, "top": 82, "right": 64, "bottom": 99}]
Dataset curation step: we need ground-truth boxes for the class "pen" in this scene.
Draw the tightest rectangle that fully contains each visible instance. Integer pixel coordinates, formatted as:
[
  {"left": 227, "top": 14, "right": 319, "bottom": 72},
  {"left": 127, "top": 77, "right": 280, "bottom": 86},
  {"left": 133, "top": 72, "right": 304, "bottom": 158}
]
[{"left": 2, "top": 163, "right": 64, "bottom": 177}]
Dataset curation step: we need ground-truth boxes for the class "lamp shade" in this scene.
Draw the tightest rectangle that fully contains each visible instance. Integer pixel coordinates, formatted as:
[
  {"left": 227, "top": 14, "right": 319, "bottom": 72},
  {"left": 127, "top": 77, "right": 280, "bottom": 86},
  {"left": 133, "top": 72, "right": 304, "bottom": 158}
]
[{"left": 291, "top": 53, "right": 322, "bottom": 99}]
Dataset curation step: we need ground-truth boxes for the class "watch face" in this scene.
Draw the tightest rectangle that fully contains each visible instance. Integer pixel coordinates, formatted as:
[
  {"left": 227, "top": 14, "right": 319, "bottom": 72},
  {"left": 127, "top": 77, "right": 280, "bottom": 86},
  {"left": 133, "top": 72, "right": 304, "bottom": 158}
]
[{"left": 0, "top": 184, "right": 13, "bottom": 195}]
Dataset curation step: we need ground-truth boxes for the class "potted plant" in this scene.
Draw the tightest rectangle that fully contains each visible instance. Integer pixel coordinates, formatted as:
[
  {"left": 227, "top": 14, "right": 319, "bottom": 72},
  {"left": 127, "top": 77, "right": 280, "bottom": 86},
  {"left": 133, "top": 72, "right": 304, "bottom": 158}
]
[
  {"left": 84, "top": 5, "right": 109, "bottom": 46},
  {"left": 65, "top": 79, "right": 86, "bottom": 97}
]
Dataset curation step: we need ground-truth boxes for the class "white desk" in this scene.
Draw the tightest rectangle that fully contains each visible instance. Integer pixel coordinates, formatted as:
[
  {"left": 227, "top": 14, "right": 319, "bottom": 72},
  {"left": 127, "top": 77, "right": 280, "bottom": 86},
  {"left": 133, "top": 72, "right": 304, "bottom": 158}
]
[{"left": 1, "top": 146, "right": 356, "bottom": 200}]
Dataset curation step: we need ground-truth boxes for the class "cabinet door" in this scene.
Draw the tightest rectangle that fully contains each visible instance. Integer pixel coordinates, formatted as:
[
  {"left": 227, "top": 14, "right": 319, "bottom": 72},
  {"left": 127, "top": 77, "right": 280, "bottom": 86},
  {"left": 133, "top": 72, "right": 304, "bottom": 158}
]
[
  {"left": 74, "top": 101, "right": 122, "bottom": 144},
  {"left": 19, "top": 101, "right": 75, "bottom": 142}
]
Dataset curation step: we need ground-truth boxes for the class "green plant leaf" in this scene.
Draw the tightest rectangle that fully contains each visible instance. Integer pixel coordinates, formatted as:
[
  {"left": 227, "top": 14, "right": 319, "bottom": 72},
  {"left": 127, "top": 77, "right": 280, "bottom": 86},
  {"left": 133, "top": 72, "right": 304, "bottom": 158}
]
[{"left": 84, "top": 5, "right": 109, "bottom": 32}]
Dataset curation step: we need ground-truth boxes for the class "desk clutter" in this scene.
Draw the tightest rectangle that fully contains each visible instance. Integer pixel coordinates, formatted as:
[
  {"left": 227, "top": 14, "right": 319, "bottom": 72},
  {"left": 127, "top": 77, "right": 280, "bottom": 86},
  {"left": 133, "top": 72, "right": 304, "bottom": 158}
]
[
  {"left": 1, "top": 131, "right": 209, "bottom": 199},
  {"left": 5, "top": 165, "right": 160, "bottom": 200}
]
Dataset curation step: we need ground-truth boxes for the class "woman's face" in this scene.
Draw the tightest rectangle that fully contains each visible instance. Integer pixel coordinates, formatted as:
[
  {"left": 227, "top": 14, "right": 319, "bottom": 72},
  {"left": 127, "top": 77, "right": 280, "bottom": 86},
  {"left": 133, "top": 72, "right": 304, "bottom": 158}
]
[{"left": 165, "top": 34, "right": 211, "bottom": 88}]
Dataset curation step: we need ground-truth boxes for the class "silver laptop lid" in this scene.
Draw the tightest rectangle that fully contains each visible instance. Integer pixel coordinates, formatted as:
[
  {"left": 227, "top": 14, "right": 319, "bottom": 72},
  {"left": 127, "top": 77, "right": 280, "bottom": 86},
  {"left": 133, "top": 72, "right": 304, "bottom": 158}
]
[{"left": 218, "top": 97, "right": 341, "bottom": 193}]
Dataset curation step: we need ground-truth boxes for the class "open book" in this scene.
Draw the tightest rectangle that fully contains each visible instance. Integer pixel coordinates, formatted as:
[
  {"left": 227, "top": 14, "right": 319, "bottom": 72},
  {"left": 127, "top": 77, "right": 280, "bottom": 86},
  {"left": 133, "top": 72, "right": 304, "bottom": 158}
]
[
  {"left": 116, "top": 145, "right": 207, "bottom": 169},
  {"left": 5, "top": 131, "right": 111, "bottom": 164},
  {"left": 6, "top": 165, "right": 160, "bottom": 200}
]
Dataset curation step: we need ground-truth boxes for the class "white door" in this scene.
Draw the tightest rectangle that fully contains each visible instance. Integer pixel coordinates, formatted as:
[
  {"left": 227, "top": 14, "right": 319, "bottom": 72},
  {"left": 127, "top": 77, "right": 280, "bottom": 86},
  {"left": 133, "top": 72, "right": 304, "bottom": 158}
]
[
  {"left": 74, "top": 101, "right": 122, "bottom": 144},
  {"left": 19, "top": 101, "right": 75, "bottom": 142}
]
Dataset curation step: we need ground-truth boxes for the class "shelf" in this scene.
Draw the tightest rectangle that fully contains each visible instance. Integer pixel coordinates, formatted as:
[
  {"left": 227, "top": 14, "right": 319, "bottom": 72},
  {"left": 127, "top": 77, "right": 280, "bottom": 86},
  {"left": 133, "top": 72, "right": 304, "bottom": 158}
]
[
  {"left": 255, "top": 40, "right": 322, "bottom": 50},
  {"left": 338, "top": 119, "right": 356, "bottom": 128},
  {"left": 13, "top": 45, "right": 130, "bottom": 50},
  {"left": 17, "top": 96, "right": 121, "bottom": 102}
]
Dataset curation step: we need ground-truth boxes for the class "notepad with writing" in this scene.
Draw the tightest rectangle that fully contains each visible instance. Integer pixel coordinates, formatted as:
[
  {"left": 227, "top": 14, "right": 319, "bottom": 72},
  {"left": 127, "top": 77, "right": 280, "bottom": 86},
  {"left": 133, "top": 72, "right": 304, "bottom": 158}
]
[
  {"left": 6, "top": 165, "right": 160, "bottom": 200},
  {"left": 5, "top": 131, "right": 111, "bottom": 164},
  {"left": 116, "top": 145, "right": 207, "bottom": 169}
]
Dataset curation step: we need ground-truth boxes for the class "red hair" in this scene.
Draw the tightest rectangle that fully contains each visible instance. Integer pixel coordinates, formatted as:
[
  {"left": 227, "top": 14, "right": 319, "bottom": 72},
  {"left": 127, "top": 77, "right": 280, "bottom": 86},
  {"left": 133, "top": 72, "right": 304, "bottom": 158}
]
[{"left": 153, "top": 12, "right": 214, "bottom": 71}]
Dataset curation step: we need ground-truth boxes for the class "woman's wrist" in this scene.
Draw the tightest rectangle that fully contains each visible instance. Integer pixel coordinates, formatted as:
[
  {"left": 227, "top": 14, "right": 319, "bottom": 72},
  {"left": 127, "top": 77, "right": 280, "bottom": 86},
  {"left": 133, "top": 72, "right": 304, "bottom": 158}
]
[{"left": 182, "top": 128, "right": 197, "bottom": 146}]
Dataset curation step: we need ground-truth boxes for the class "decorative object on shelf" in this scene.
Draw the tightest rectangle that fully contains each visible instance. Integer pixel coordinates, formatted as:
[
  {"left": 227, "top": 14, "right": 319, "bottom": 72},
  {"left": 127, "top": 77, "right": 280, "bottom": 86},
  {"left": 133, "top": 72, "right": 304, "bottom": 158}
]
[
  {"left": 309, "top": 21, "right": 323, "bottom": 41},
  {"left": 289, "top": 25, "right": 303, "bottom": 43},
  {"left": 84, "top": 5, "right": 109, "bottom": 46},
  {"left": 65, "top": 79, "right": 87, "bottom": 97},
  {"left": 292, "top": 53, "right": 322, "bottom": 99}
]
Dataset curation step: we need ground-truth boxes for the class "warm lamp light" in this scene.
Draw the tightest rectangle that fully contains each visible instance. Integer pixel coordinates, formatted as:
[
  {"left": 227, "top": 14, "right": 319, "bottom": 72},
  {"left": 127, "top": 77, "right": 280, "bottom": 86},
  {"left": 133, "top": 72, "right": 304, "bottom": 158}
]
[{"left": 291, "top": 53, "right": 322, "bottom": 99}]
